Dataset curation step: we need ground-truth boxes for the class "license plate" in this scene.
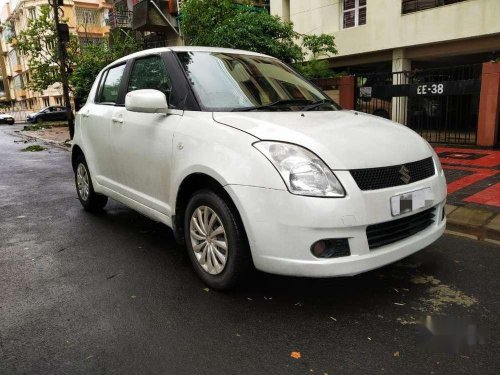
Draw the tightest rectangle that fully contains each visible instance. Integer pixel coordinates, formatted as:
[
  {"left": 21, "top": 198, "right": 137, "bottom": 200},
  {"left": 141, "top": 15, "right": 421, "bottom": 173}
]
[{"left": 390, "top": 188, "right": 433, "bottom": 216}]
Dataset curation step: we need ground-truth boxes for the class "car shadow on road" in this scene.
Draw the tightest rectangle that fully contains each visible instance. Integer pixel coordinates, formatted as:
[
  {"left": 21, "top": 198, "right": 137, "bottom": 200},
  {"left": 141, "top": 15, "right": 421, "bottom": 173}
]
[{"left": 88, "top": 201, "right": 442, "bottom": 315}]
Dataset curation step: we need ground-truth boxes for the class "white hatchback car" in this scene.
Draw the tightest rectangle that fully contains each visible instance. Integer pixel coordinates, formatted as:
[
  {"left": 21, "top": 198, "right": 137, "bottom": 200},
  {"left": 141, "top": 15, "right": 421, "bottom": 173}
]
[{"left": 72, "top": 47, "right": 447, "bottom": 289}]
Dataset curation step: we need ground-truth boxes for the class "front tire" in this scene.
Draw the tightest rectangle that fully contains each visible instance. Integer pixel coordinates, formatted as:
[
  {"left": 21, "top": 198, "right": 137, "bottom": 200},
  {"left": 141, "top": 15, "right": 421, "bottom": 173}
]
[
  {"left": 75, "top": 155, "right": 108, "bottom": 212},
  {"left": 184, "top": 190, "right": 251, "bottom": 290}
]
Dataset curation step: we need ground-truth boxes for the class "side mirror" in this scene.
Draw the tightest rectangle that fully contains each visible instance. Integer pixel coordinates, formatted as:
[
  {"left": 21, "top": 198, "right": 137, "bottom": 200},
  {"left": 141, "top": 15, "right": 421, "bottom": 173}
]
[{"left": 125, "top": 89, "right": 168, "bottom": 114}]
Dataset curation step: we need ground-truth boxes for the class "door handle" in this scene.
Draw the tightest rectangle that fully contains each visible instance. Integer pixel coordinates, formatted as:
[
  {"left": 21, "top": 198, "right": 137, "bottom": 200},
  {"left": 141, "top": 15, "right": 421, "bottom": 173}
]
[
  {"left": 111, "top": 116, "right": 123, "bottom": 124},
  {"left": 82, "top": 111, "right": 90, "bottom": 118}
]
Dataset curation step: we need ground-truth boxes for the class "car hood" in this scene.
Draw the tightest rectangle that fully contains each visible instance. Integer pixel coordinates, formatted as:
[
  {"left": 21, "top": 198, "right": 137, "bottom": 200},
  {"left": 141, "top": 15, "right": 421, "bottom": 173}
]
[{"left": 213, "top": 110, "right": 432, "bottom": 170}]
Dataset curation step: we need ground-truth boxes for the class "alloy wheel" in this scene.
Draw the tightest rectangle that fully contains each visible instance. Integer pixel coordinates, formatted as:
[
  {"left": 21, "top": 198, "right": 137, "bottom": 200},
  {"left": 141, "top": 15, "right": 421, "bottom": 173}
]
[
  {"left": 189, "top": 206, "right": 228, "bottom": 275},
  {"left": 76, "top": 164, "right": 90, "bottom": 201}
]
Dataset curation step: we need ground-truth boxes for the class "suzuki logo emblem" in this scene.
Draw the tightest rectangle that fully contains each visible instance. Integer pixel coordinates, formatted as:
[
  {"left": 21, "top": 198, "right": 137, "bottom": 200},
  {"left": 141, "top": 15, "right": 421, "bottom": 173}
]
[{"left": 399, "top": 165, "right": 411, "bottom": 184}]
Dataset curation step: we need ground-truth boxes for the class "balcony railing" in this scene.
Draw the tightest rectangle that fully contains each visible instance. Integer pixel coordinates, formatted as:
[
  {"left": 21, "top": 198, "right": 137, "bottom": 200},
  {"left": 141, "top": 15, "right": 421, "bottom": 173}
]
[{"left": 106, "top": 10, "right": 133, "bottom": 29}]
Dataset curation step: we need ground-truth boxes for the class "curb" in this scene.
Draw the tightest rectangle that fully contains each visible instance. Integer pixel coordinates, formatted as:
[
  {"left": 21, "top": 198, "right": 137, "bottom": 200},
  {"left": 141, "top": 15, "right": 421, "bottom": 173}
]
[
  {"left": 445, "top": 204, "right": 500, "bottom": 243},
  {"left": 17, "top": 132, "right": 71, "bottom": 151}
]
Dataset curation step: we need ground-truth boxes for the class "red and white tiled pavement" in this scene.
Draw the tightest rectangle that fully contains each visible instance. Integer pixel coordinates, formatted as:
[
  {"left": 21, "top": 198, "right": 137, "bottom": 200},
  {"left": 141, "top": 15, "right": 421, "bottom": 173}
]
[{"left": 435, "top": 147, "right": 500, "bottom": 212}]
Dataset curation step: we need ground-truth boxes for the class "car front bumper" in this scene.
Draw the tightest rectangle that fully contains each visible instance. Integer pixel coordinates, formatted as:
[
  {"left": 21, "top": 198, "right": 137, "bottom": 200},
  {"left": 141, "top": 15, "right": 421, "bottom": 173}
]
[{"left": 225, "top": 170, "right": 447, "bottom": 277}]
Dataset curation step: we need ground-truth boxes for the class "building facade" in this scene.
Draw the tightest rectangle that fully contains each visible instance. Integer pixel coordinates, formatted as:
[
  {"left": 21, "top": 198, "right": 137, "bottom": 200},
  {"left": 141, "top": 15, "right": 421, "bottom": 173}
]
[
  {"left": 271, "top": 0, "right": 500, "bottom": 145},
  {"left": 0, "top": 0, "right": 111, "bottom": 117},
  {"left": 271, "top": 0, "right": 500, "bottom": 71}
]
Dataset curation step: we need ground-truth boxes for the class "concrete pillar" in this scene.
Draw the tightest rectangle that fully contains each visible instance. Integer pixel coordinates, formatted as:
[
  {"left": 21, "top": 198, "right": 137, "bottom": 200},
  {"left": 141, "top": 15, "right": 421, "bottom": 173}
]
[
  {"left": 477, "top": 62, "right": 500, "bottom": 147},
  {"left": 392, "top": 48, "right": 411, "bottom": 125},
  {"left": 270, "top": 0, "right": 290, "bottom": 21}
]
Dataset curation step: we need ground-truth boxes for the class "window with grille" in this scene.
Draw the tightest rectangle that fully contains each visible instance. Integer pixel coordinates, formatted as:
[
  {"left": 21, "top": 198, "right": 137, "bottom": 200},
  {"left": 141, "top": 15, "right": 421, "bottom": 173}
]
[
  {"left": 8, "top": 50, "right": 20, "bottom": 68},
  {"left": 75, "top": 7, "right": 102, "bottom": 26},
  {"left": 27, "top": 7, "right": 36, "bottom": 19},
  {"left": 343, "top": 0, "right": 366, "bottom": 29},
  {"left": 13, "top": 75, "right": 24, "bottom": 90},
  {"left": 402, "top": 0, "right": 467, "bottom": 14}
]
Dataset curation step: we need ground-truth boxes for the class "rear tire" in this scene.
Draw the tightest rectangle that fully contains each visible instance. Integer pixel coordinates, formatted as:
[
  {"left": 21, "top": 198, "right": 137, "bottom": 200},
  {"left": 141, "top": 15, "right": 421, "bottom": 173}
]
[
  {"left": 74, "top": 155, "right": 108, "bottom": 212},
  {"left": 184, "top": 189, "right": 251, "bottom": 290}
]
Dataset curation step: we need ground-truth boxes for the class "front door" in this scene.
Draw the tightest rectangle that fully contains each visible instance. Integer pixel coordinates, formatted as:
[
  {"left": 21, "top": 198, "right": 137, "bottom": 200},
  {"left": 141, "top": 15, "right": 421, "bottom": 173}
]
[{"left": 110, "top": 54, "right": 181, "bottom": 216}]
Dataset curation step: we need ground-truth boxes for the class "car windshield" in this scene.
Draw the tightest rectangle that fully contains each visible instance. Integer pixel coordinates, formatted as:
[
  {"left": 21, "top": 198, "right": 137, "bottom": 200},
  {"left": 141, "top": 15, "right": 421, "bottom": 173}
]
[{"left": 176, "top": 51, "right": 339, "bottom": 112}]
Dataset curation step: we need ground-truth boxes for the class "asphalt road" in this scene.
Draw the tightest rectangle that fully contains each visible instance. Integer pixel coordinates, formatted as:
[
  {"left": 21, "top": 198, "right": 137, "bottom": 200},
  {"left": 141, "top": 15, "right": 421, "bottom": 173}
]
[{"left": 1, "top": 124, "right": 499, "bottom": 374}]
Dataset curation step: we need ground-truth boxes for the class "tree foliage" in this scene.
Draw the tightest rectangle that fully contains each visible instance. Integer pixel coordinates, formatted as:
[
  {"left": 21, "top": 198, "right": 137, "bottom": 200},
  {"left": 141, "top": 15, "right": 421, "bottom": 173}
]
[
  {"left": 69, "top": 31, "right": 142, "bottom": 105},
  {"left": 14, "top": 5, "right": 79, "bottom": 92},
  {"left": 181, "top": 0, "right": 300, "bottom": 63},
  {"left": 180, "top": 0, "right": 338, "bottom": 77}
]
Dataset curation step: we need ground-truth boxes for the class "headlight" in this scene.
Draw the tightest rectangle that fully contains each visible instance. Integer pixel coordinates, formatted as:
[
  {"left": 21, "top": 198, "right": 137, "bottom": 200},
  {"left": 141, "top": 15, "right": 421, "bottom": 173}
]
[
  {"left": 432, "top": 150, "right": 443, "bottom": 174},
  {"left": 253, "top": 141, "right": 345, "bottom": 197},
  {"left": 426, "top": 143, "right": 443, "bottom": 174}
]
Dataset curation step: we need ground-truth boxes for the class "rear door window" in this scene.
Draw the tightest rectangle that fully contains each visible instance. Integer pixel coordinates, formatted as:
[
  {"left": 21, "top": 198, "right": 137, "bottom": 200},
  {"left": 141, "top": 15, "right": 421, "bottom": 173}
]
[{"left": 98, "top": 64, "right": 126, "bottom": 104}]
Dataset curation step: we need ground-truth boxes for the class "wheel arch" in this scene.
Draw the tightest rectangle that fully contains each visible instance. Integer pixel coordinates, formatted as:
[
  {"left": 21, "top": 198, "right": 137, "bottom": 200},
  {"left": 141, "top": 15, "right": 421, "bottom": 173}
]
[
  {"left": 71, "top": 144, "right": 84, "bottom": 171},
  {"left": 173, "top": 172, "right": 247, "bottom": 246}
]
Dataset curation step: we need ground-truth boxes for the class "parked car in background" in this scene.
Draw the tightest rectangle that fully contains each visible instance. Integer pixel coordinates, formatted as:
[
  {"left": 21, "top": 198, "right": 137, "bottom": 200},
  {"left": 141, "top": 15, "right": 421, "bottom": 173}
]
[
  {"left": 26, "top": 106, "right": 70, "bottom": 123},
  {"left": 72, "top": 47, "right": 447, "bottom": 290},
  {"left": 0, "top": 113, "right": 15, "bottom": 125}
]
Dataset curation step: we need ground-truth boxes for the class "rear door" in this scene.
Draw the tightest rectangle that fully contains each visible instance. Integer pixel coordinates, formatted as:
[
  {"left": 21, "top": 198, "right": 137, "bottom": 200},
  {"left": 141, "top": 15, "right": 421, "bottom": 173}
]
[
  {"left": 110, "top": 54, "right": 182, "bottom": 216},
  {"left": 80, "top": 63, "right": 127, "bottom": 187}
]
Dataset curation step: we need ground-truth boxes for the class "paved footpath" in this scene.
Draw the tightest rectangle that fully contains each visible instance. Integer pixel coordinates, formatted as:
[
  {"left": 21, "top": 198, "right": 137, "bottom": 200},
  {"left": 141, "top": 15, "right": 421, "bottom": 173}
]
[
  {"left": 437, "top": 147, "right": 500, "bottom": 212},
  {"left": 435, "top": 147, "right": 500, "bottom": 242}
]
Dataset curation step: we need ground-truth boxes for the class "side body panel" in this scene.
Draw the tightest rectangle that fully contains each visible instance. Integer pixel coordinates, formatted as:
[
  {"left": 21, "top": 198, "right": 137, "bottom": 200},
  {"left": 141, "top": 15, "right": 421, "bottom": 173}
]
[{"left": 169, "top": 111, "right": 286, "bottom": 215}]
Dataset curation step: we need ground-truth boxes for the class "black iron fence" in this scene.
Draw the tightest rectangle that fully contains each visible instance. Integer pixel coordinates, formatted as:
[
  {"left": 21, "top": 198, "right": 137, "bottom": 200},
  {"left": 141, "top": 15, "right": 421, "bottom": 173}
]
[{"left": 356, "top": 64, "right": 482, "bottom": 145}]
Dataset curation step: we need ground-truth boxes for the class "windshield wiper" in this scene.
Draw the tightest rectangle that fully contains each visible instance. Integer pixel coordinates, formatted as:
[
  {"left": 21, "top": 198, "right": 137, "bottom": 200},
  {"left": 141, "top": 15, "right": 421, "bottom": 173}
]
[
  {"left": 233, "top": 99, "right": 313, "bottom": 112},
  {"left": 301, "top": 99, "right": 334, "bottom": 111}
]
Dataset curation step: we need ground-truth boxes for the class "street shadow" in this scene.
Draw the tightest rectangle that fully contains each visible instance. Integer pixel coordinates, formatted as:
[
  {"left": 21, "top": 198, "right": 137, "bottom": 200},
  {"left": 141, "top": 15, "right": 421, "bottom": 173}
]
[{"left": 81, "top": 200, "right": 443, "bottom": 313}]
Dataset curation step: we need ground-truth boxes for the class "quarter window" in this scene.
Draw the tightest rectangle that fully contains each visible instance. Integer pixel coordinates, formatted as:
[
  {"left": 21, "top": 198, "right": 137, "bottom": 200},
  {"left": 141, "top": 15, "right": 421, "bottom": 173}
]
[
  {"left": 98, "top": 64, "right": 126, "bottom": 104},
  {"left": 343, "top": 0, "right": 366, "bottom": 28},
  {"left": 127, "top": 56, "right": 172, "bottom": 100}
]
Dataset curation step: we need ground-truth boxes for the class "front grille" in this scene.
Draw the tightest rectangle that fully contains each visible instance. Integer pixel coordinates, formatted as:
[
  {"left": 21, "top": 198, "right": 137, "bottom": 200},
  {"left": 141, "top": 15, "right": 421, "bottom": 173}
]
[
  {"left": 350, "top": 157, "right": 435, "bottom": 191},
  {"left": 367, "top": 207, "right": 435, "bottom": 250}
]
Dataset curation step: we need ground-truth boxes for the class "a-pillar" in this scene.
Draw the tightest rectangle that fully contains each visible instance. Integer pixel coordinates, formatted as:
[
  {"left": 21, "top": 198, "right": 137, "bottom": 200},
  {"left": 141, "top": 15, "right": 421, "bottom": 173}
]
[{"left": 392, "top": 48, "right": 411, "bottom": 125}]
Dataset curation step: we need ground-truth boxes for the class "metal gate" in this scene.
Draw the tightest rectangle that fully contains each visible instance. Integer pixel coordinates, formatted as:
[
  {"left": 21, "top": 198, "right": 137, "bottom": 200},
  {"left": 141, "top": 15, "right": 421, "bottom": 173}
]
[{"left": 355, "top": 64, "right": 482, "bottom": 145}]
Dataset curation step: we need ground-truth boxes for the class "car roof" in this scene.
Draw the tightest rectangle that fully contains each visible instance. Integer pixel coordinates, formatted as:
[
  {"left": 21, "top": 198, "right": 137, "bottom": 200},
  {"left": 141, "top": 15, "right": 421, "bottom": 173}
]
[{"left": 109, "top": 46, "right": 274, "bottom": 68}]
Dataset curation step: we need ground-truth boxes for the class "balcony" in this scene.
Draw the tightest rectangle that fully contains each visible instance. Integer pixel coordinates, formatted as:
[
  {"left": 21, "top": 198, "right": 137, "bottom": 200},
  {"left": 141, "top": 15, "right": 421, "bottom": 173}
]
[
  {"left": 13, "top": 64, "right": 22, "bottom": 73},
  {"left": 15, "top": 88, "right": 26, "bottom": 97},
  {"left": 132, "top": 0, "right": 179, "bottom": 33},
  {"left": 106, "top": 10, "right": 133, "bottom": 29}
]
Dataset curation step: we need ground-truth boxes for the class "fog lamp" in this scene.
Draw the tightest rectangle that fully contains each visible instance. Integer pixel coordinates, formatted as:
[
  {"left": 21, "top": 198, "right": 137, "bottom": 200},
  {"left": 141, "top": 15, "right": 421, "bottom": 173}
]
[{"left": 311, "top": 239, "right": 351, "bottom": 259}]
